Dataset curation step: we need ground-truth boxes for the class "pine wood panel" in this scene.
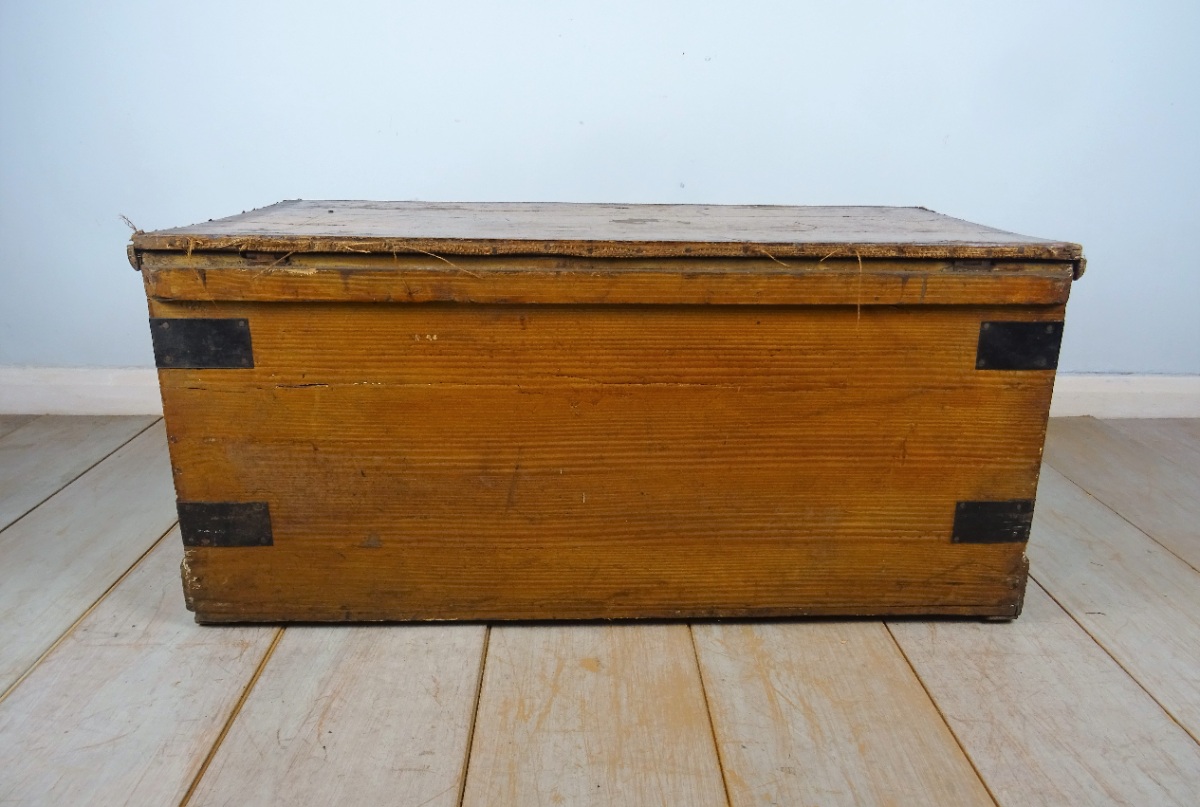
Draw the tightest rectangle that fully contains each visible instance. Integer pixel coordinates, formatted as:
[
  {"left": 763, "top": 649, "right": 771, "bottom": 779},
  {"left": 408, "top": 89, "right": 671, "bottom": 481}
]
[
  {"left": 183, "top": 540, "right": 1026, "bottom": 622},
  {"left": 133, "top": 201, "right": 1083, "bottom": 263},
  {"left": 460, "top": 624, "right": 727, "bottom": 807},
  {"left": 0, "top": 423, "right": 177, "bottom": 694},
  {"left": 141, "top": 252, "right": 1072, "bottom": 306},
  {"left": 187, "top": 624, "right": 487, "bottom": 807},
  {"left": 0, "top": 415, "right": 156, "bottom": 531},
  {"left": 889, "top": 583, "right": 1200, "bottom": 806},
  {"left": 154, "top": 301, "right": 1055, "bottom": 620},
  {"left": 1028, "top": 465, "right": 1200, "bottom": 740},
  {"left": 692, "top": 621, "right": 993, "bottom": 806},
  {"left": 150, "top": 299, "right": 1065, "bottom": 387},
  {"left": 164, "top": 379, "right": 1048, "bottom": 536},
  {"left": 1045, "top": 417, "right": 1200, "bottom": 570},
  {"left": 0, "top": 534, "right": 278, "bottom": 806},
  {"left": 0, "top": 416, "right": 37, "bottom": 440}
]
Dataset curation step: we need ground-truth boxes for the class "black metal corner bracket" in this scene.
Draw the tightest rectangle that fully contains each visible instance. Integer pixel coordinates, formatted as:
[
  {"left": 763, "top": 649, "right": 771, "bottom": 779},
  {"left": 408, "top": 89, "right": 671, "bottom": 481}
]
[
  {"left": 952, "top": 500, "right": 1034, "bottom": 543},
  {"left": 150, "top": 318, "right": 254, "bottom": 369},
  {"left": 976, "top": 321, "right": 1063, "bottom": 371},
  {"left": 178, "top": 501, "right": 273, "bottom": 547}
]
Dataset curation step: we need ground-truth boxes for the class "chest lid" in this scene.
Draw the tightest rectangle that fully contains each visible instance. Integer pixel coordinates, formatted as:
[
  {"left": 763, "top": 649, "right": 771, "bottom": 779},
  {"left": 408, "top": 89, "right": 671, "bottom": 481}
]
[{"left": 132, "top": 201, "right": 1083, "bottom": 305}]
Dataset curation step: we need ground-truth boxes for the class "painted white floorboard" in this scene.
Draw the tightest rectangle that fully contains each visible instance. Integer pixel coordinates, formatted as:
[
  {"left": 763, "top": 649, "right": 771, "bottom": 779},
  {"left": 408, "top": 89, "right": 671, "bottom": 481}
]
[
  {"left": 0, "top": 414, "right": 155, "bottom": 531},
  {"left": 0, "top": 422, "right": 177, "bottom": 693},
  {"left": 890, "top": 583, "right": 1200, "bottom": 806},
  {"left": 187, "top": 624, "right": 487, "bottom": 807},
  {"left": 0, "top": 535, "right": 278, "bottom": 806}
]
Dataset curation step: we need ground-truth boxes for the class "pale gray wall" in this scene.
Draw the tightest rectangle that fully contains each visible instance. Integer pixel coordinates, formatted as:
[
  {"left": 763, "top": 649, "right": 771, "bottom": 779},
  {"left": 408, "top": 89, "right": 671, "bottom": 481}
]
[{"left": 1, "top": 1, "right": 1197, "bottom": 373}]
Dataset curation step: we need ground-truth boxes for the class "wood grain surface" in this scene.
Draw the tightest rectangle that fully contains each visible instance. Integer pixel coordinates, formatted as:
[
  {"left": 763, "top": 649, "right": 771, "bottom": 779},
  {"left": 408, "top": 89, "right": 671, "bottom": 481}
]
[
  {"left": 187, "top": 624, "right": 487, "bottom": 807},
  {"left": 0, "top": 534, "right": 278, "bottom": 806},
  {"left": 889, "top": 582, "right": 1200, "bottom": 806},
  {"left": 0, "top": 423, "right": 177, "bottom": 694},
  {"left": 693, "top": 621, "right": 993, "bottom": 806},
  {"left": 131, "top": 201, "right": 1083, "bottom": 263},
  {"left": 149, "top": 301, "right": 1058, "bottom": 620},
  {"left": 140, "top": 252, "right": 1073, "bottom": 306},
  {"left": 461, "top": 624, "right": 727, "bottom": 806}
]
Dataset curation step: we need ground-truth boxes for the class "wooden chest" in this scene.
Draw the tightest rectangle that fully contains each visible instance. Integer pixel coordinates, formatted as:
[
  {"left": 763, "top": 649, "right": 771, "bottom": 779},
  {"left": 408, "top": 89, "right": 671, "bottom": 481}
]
[{"left": 131, "top": 201, "right": 1083, "bottom": 622}]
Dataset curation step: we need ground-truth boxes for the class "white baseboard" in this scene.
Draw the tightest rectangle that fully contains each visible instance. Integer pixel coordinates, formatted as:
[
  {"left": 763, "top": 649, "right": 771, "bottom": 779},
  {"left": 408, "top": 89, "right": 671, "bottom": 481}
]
[
  {"left": 0, "top": 368, "right": 163, "bottom": 416},
  {"left": 1, "top": 368, "right": 1197, "bottom": 418},
  {"left": 1048, "top": 374, "right": 1200, "bottom": 418}
]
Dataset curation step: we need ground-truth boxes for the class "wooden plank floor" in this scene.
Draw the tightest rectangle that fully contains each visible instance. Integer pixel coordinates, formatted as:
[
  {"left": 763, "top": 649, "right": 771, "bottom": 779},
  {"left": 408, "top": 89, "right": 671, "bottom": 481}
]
[{"left": 1, "top": 415, "right": 1198, "bottom": 806}]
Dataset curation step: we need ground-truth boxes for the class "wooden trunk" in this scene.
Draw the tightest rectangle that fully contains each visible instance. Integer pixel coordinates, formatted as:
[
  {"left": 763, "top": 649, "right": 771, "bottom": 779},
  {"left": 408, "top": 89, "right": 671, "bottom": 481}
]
[{"left": 131, "top": 201, "right": 1084, "bottom": 622}]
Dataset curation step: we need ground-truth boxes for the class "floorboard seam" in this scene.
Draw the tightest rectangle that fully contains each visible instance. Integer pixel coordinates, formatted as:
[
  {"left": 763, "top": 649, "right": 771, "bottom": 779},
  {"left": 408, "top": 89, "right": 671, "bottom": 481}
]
[
  {"left": 454, "top": 624, "right": 491, "bottom": 807},
  {"left": 0, "top": 518, "right": 177, "bottom": 705},
  {"left": 688, "top": 624, "right": 734, "bottom": 807},
  {"left": 1030, "top": 575, "right": 1200, "bottom": 747},
  {"left": 0, "top": 416, "right": 162, "bottom": 535},
  {"left": 1096, "top": 417, "right": 1200, "bottom": 473},
  {"left": 178, "top": 626, "right": 286, "bottom": 807},
  {"left": 883, "top": 621, "right": 1002, "bottom": 807},
  {"left": 1042, "top": 461, "right": 1200, "bottom": 576}
]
